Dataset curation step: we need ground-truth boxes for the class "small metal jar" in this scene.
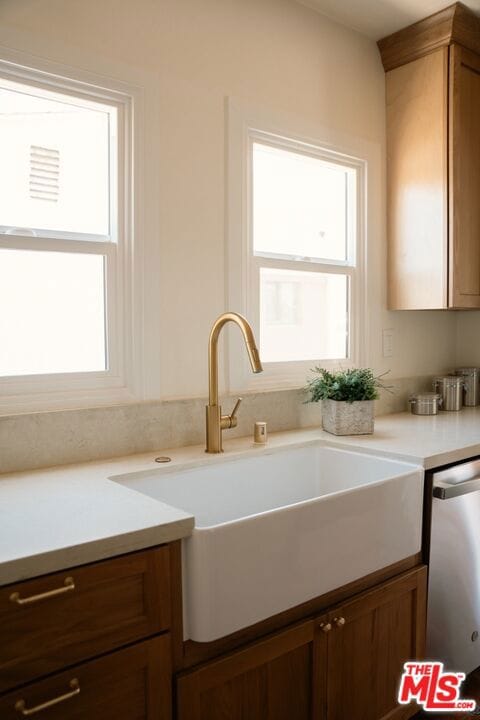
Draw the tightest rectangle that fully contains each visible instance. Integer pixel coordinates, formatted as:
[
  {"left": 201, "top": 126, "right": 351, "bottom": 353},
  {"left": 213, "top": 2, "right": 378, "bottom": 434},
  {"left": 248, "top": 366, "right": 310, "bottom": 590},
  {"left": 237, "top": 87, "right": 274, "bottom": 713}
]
[
  {"left": 409, "top": 392, "right": 443, "bottom": 415},
  {"left": 433, "top": 375, "right": 464, "bottom": 412},
  {"left": 455, "top": 367, "right": 480, "bottom": 407}
]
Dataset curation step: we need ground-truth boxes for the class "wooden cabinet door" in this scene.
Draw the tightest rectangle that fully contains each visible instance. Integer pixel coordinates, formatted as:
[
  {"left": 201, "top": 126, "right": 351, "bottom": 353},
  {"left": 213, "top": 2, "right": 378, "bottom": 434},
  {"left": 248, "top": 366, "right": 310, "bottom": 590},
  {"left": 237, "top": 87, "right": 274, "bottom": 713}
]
[
  {"left": 449, "top": 45, "right": 480, "bottom": 308},
  {"left": 177, "top": 618, "right": 328, "bottom": 720},
  {"left": 0, "top": 547, "right": 171, "bottom": 691},
  {"left": 0, "top": 636, "right": 172, "bottom": 720},
  {"left": 386, "top": 48, "right": 449, "bottom": 310},
  {"left": 326, "top": 567, "right": 427, "bottom": 720}
]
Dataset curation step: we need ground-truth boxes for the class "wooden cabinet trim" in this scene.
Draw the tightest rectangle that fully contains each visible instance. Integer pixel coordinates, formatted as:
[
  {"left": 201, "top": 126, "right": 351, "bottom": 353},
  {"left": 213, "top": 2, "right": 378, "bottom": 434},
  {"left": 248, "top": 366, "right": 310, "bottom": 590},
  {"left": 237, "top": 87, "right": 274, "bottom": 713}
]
[
  {"left": 378, "top": 2, "right": 480, "bottom": 72},
  {"left": 313, "top": 619, "right": 328, "bottom": 720},
  {"left": 413, "top": 565, "right": 428, "bottom": 661},
  {"left": 169, "top": 540, "right": 185, "bottom": 673}
]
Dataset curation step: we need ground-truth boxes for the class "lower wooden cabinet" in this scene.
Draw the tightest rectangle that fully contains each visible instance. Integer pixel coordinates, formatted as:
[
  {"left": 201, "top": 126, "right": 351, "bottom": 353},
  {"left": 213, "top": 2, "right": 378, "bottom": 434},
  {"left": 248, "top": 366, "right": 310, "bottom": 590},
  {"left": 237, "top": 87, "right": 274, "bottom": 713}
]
[
  {"left": 177, "top": 566, "right": 427, "bottom": 720},
  {"left": 0, "top": 635, "right": 172, "bottom": 720},
  {"left": 178, "top": 618, "right": 327, "bottom": 720},
  {"left": 326, "top": 567, "right": 426, "bottom": 720},
  {"left": 0, "top": 547, "right": 171, "bottom": 692}
]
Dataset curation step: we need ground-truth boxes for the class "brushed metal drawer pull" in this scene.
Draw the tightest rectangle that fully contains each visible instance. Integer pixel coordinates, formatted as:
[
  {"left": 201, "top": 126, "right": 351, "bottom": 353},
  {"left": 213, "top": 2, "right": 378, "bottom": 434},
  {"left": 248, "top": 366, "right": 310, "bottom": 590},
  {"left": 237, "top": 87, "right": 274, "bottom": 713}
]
[
  {"left": 9, "top": 577, "right": 75, "bottom": 606},
  {"left": 15, "top": 678, "right": 80, "bottom": 715}
]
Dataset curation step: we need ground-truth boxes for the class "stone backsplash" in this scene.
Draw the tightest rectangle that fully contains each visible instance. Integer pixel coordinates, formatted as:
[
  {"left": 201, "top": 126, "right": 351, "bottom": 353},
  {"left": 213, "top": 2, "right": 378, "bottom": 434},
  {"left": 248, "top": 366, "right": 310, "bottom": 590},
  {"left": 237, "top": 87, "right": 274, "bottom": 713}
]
[{"left": 0, "top": 376, "right": 432, "bottom": 474}]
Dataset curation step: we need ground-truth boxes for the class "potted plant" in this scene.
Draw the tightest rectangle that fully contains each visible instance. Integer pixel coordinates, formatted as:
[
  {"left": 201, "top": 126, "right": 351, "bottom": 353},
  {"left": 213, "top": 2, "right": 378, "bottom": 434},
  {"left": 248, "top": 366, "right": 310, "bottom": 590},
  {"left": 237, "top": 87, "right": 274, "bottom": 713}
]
[{"left": 304, "top": 368, "right": 389, "bottom": 436}]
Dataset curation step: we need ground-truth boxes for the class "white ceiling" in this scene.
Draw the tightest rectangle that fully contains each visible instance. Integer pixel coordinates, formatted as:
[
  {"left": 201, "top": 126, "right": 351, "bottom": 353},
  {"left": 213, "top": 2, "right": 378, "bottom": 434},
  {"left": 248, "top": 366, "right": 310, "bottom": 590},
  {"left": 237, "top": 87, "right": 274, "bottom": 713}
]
[{"left": 297, "top": 0, "right": 480, "bottom": 40}]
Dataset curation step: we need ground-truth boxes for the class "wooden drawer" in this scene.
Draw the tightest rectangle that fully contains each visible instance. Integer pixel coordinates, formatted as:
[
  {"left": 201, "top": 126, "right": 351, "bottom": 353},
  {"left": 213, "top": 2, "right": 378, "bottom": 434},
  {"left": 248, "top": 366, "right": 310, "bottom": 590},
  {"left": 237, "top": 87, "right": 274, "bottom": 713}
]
[
  {"left": 0, "top": 547, "right": 171, "bottom": 691},
  {"left": 0, "top": 635, "right": 171, "bottom": 720}
]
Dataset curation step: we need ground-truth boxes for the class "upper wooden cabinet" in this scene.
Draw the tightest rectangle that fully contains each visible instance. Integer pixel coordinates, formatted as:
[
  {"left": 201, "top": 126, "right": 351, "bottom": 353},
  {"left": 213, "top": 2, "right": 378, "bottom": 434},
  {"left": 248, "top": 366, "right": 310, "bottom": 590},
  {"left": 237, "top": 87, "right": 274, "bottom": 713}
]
[{"left": 378, "top": 3, "right": 480, "bottom": 309}]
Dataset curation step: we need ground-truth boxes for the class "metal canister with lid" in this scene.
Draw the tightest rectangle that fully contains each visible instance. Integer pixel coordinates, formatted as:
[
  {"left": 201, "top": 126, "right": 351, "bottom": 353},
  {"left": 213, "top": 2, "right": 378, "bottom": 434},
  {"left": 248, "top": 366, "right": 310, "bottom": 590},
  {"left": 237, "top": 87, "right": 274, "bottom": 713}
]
[
  {"left": 409, "top": 392, "right": 443, "bottom": 415},
  {"left": 455, "top": 367, "right": 480, "bottom": 407},
  {"left": 433, "top": 375, "right": 464, "bottom": 412}
]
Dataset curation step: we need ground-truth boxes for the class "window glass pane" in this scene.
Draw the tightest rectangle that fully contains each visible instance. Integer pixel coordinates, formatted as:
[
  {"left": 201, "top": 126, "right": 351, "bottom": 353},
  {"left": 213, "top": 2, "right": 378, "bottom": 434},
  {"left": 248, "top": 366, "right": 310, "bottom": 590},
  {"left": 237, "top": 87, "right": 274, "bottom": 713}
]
[
  {"left": 0, "top": 249, "right": 106, "bottom": 376},
  {"left": 260, "top": 268, "right": 348, "bottom": 363},
  {"left": 253, "top": 142, "right": 354, "bottom": 262},
  {"left": 0, "top": 80, "right": 113, "bottom": 236}
]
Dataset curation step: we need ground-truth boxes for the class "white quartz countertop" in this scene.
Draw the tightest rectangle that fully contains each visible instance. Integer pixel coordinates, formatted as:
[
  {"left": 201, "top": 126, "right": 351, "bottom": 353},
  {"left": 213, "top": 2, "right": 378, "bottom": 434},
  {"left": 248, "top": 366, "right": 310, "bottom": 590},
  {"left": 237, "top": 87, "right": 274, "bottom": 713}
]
[
  {"left": 0, "top": 452, "right": 195, "bottom": 587},
  {"left": 317, "top": 406, "right": 480, "bottom": 469},
  {"left": 2, "top": 407, "right": 480, "bottom": 588}
]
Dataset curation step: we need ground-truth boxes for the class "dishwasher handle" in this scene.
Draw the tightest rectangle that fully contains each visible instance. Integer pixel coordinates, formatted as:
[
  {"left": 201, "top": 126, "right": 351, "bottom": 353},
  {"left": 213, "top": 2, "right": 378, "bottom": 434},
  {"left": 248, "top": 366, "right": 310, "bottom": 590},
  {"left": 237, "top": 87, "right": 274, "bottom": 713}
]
[{"left": 433, "top": 475, "right": 480, "bottom": 499}]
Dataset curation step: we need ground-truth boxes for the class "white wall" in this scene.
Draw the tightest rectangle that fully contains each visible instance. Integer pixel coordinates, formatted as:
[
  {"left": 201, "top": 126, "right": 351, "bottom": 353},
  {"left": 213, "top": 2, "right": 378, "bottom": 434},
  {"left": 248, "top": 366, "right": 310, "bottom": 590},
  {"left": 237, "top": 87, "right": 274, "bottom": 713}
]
[
  {"left": 455, "top": 313, "right": 480, "bottom": 368},
  {"left": 0, "top": 0, "right": 457, "bottom": 404}
]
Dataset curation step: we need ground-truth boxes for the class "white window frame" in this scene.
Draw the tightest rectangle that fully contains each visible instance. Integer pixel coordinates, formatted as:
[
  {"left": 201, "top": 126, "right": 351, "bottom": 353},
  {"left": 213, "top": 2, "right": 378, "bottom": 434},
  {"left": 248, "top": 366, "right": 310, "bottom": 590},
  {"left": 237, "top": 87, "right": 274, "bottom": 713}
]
[
  {"left": 226, "top": 98, "right": 369, "bottom": 392},
  {"left": 0, "top": 50, "right": 143, "bottom": 414}
]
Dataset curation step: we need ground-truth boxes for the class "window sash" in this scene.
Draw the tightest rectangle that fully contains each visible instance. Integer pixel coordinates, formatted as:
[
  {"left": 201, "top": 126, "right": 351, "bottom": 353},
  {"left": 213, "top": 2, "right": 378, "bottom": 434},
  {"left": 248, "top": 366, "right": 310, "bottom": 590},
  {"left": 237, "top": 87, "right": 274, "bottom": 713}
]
[
  {"left": 249, "top": 132, "right": 359, "bottom": 267},
  {"left": 0, "top": 75, "right": 120, "bottom": 243},
  {"left": 250, "top": 257, "right": 354, "bottom": 365},
  {"left": 0, "top": 234, "right": 122, "bottom": 384}
]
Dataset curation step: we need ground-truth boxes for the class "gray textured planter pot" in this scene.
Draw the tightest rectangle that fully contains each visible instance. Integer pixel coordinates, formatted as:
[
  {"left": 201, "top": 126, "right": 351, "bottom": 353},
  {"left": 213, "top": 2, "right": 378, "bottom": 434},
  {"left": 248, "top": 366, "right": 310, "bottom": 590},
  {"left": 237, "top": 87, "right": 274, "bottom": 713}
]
[{"left": 321, "top": 399, "right": 375, "bottom": 436}]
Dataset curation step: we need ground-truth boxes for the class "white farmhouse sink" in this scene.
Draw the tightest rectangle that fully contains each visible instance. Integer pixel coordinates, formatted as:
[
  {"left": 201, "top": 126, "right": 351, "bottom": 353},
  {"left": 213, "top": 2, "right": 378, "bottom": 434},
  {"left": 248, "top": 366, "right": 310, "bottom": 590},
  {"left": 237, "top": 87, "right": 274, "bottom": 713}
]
[{"left": 113, "top": 445, "right": 423, "bottom": 642}]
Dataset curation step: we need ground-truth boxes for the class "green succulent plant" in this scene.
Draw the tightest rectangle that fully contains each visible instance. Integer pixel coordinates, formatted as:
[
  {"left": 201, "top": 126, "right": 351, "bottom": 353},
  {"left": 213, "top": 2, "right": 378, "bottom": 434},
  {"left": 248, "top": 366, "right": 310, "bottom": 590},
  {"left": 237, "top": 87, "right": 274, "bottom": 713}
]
[{"left": 304, "top": 367, "right": 390, "bottom": 404}]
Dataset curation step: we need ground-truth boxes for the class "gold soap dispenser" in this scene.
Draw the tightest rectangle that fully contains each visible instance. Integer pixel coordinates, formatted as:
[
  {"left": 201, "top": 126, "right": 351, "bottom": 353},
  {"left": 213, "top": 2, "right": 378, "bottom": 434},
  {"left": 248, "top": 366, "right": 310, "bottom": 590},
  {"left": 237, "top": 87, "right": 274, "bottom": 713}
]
[{"left": 254, "top": 421, "right": 267, "bottom": 445}]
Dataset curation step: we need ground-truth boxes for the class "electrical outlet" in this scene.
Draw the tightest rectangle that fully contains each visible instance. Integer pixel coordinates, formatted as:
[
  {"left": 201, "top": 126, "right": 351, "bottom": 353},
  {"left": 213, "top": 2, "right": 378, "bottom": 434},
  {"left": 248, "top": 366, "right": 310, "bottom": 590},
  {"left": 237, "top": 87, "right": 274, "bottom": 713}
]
[{"left": 382, "top": 329, "right": 394, "bottom": 358}]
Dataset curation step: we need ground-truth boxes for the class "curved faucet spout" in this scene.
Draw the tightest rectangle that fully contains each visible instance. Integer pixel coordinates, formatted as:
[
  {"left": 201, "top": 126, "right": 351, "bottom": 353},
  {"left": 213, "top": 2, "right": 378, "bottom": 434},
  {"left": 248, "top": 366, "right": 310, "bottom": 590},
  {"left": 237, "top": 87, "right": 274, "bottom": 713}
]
[
  {"left": 208, "top": 312, "right": 263, "bottom": 406},
  {"left": 206, "top": 312, "right": 263, "bottom": 452}
]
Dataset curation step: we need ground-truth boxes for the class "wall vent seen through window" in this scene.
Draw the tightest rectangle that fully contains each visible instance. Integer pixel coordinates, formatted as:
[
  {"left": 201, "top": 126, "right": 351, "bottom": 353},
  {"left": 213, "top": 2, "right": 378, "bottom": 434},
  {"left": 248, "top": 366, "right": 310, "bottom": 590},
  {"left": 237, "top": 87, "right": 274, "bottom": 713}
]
[{"left": 29, "top": 145, "right": 60, "bottom": 202}]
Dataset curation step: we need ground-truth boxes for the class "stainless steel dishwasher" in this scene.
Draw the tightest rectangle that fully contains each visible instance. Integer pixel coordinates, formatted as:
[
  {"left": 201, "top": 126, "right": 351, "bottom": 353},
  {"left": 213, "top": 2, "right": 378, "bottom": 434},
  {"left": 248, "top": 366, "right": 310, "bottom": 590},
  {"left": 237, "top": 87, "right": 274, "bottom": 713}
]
[{"left": 427, "top": 458, "right": 480, "bottom": 674}]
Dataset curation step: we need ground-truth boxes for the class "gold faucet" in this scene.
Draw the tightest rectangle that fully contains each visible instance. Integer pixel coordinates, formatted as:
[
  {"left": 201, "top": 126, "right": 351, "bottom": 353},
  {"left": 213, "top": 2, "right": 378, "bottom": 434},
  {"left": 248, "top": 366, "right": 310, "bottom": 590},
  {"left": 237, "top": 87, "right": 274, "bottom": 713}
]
[{"left": 206, "top": 312, "right": 263, "bottom": 453}]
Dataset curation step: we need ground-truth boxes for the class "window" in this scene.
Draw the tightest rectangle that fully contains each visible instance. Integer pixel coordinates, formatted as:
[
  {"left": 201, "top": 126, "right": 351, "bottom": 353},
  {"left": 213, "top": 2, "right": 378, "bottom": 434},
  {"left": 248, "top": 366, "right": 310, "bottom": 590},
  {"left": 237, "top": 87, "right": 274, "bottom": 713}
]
[
  {"left": 252, "top": 139, "right": 359, "bottom": 368},
  {"left": 226, "top": 103, "right": 366, "bottom": 390},
  {"left": 0, "top": 60, "right": 139, "bottom": 411},
  {"left": 249, "top": 135, "right": 363, "bottom": 382}
]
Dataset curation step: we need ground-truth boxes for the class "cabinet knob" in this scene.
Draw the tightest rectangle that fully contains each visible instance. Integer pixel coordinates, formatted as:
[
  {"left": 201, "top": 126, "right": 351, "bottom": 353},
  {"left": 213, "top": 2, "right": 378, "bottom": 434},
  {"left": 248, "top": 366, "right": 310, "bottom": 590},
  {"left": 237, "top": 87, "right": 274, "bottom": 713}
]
[
  {"left": 333, "top": 616, "right": 346, "bottom": 628},
  {"left": 319, "top": 622, "right": 332, "bottom": 633}
]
